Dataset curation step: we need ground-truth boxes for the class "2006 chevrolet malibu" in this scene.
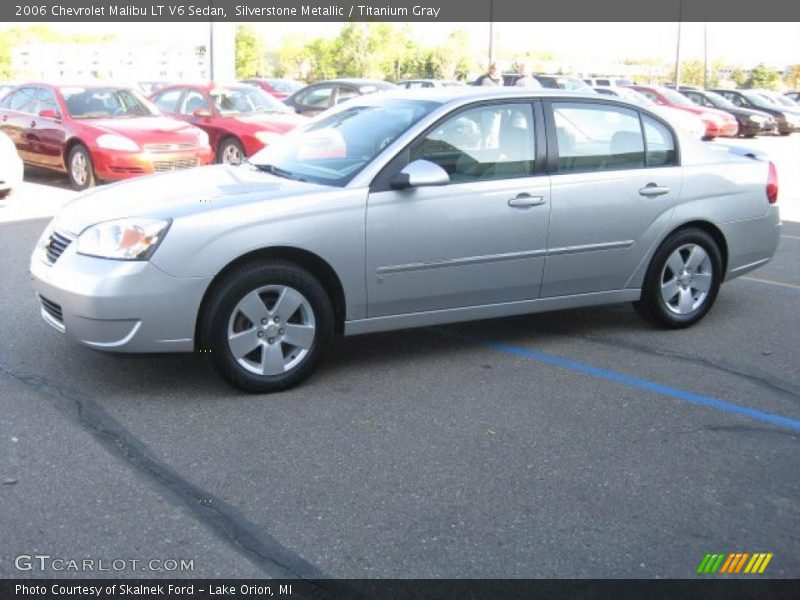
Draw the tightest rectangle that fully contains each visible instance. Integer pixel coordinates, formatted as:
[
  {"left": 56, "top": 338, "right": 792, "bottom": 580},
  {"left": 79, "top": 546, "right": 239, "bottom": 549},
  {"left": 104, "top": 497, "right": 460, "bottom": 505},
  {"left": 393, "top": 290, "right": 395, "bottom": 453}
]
[{"left": 31, "top": 89, "right": 781, "bottom": 392}]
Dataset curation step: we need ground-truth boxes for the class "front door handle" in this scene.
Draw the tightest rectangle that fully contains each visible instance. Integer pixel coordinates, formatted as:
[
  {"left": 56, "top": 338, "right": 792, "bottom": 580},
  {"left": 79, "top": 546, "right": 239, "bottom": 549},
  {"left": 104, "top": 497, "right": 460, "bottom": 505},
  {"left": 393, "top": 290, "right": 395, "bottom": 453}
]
[
  {"left": 639, "top": 183, "right": 670, "bottom": 197},
  {"left": 508, "top": 194, "right": 546, "bottom": 208}
]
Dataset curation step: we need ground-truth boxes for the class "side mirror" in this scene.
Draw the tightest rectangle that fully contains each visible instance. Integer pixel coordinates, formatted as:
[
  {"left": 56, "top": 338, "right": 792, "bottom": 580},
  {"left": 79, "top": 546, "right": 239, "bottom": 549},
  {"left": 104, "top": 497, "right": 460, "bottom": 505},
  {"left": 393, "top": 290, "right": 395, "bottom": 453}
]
[
  {"left": 193, "top": 107, "right": 212, "bottom": 118},
  {"left": 38, "top": 109, "right": 60, "bottom": 119},
  {"left": 390, "top": 159, "right": 450, "bottom": 190}
]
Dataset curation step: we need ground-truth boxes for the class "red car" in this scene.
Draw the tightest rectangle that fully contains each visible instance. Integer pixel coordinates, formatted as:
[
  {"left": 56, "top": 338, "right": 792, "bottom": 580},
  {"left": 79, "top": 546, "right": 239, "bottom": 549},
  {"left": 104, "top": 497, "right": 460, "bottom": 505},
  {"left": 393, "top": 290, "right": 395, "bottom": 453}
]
[
  {"left": 627, "top": 84, "right": 738, "bottom": 139},
  {"left": 0, "top": 83, "right": 213, "bottom": 190},
  {"left": 151, "top": 83, "right": 307, "bottom": 164},
  {"left": 240, "top": 78, "right": 303, "bottom": 100}
]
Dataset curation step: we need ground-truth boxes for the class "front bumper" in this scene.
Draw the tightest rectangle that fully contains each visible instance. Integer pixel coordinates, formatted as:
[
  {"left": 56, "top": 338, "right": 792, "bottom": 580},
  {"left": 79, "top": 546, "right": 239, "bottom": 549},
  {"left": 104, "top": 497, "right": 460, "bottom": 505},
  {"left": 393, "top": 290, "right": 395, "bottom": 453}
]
[
  {"left": 30, "top": 231, "right": 211, "bottom": 352},
  {"left": 91, "top": 146, "right": 214, "bottom": 182}
]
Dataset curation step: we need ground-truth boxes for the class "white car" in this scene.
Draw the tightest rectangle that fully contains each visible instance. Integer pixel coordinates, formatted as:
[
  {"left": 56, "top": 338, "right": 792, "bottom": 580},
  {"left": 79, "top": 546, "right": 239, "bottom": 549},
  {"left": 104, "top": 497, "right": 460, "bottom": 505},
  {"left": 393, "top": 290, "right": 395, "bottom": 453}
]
[{"left": 0, "top": 130, "right": 23, "bottom": 199}]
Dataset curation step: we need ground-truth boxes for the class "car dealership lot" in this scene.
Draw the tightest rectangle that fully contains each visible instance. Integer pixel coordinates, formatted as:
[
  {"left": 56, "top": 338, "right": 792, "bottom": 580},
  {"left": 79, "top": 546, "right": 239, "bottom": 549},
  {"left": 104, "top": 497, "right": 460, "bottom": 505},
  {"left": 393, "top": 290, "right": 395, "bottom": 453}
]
[{"left": 1, "top": 136, "right": 798, "bottom": 579}]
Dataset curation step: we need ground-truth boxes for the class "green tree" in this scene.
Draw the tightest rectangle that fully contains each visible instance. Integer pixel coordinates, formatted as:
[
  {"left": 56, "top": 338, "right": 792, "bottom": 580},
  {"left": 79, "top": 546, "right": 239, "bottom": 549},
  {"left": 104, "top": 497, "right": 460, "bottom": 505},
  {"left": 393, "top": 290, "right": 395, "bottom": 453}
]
[
  {"left": 783, "top": 64, "right": 800, "bottom": 89},
  {"left": 235, "top": 25, "right": 264, "bottom": 78},
  {"left": 745, "top": 64, "right": 780, "bottom": 90},
  {"left": 730, "top": 67, "right": 747, "bottom": 87}
]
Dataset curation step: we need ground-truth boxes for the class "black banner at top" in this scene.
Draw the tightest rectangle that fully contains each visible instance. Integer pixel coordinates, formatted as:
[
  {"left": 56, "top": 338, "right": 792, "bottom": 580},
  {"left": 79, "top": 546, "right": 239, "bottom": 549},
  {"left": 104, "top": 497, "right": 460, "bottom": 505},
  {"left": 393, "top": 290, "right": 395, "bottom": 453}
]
[{"left": 4, "top": 0, "right": 800, "bottom": 22}]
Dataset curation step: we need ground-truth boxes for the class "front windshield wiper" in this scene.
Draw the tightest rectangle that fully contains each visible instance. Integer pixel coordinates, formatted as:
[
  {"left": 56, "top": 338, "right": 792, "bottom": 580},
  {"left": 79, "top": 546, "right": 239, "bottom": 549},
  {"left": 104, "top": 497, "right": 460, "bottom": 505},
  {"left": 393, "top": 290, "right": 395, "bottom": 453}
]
[{"left": 250, "top": 162, "right": 307, "bottom": 182}]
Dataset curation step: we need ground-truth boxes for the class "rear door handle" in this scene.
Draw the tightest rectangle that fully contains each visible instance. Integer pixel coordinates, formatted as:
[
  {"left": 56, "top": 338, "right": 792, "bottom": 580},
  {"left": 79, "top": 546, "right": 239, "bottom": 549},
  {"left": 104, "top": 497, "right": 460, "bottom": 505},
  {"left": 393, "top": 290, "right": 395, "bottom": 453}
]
[
  {"left": 639, "top": 183, "right": 670, "bottom": 197},
  {"left": 508, "top": 194, "right": 546, "bottom": 208}
]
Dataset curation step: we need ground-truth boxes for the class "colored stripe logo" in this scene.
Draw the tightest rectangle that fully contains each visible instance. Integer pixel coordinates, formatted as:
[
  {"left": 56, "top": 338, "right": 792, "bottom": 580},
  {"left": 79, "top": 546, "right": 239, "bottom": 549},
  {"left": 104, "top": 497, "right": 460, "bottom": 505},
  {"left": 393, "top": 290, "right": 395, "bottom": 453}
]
[{"left": 697, "top": 552, "right": 773, "bottom": 574}]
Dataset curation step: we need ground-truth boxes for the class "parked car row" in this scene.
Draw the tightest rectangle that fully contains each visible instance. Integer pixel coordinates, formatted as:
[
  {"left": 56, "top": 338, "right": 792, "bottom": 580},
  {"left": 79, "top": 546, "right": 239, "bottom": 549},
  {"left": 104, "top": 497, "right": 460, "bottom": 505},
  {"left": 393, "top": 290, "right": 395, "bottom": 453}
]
[{"left": 2, "top": 71, "right": 798, "bottom": 191}]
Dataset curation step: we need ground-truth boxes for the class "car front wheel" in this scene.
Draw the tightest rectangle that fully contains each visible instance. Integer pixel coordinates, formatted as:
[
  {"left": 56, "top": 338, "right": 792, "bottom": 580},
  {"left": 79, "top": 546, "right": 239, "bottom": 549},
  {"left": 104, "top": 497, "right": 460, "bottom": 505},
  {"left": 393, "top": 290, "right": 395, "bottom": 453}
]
[
  {"left": 634, "top": 228, "right": 723, "bottom": 329},
  {"left": 67, "top": 144, "right": 96, "bottom": 190},
  {"left": 217, "top": 138, "right": 245, "bottom": 165},
  {"left": 200, "top": 261, "right": 333, "bottom": 393}
]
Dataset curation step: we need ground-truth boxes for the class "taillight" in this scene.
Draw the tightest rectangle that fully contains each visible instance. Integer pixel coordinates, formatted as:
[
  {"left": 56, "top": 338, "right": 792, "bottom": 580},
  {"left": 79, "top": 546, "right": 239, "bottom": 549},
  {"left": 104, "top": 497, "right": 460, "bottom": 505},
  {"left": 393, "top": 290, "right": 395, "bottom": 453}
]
[{"left": 766, "top": 161, "right": 778, "bottom": 204}]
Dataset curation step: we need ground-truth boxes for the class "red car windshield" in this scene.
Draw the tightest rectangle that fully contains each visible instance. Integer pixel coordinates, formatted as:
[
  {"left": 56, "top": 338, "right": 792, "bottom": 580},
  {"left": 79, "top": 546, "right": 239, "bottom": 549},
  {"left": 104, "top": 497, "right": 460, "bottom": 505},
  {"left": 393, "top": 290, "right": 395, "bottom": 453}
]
[
  {"left": 658, "top": 88, "right": 696, "bottom": 107},
  {"left": 210, "top": 87, "right": 291, "bottom": 115},
  {"left": 62, "top": 87, "right": 159, "bottom": 119}
]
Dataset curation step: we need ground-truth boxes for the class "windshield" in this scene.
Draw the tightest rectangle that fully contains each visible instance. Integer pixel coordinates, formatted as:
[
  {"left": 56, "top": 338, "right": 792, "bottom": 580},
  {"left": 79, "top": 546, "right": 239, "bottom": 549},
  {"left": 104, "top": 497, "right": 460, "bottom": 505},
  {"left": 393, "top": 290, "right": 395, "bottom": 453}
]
[
  {"left": 268, "top": 79, "right": 302, "bottom": 94},
  {"left": 759, "top": 92, "right": 794, "bottom": 107},
  {"left": 618, "top": 87, "right": 655, "bottom": 106},
  {"left": 62, "top": 87, "right": 159, "bottom": 119},
  {"left": 741, "top": 91, "right": 778, "bottom": 109},
  {"left": 210, "top": 86, "right": 291, "bottom": 115},
  {"left": 659, "top": 87, "right": 695, "bottom": 106},
  {"left": 249, "top": 99, "right": 438, "bottom": 187},
  {"left": 702, "top": 91, "right": 735, "bottom": 109}
]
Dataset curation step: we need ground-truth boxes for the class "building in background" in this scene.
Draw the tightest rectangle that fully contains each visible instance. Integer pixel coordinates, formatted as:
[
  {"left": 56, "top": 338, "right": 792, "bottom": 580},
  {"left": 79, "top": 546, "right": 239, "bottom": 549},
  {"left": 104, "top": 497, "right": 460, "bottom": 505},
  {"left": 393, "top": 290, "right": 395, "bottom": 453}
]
[{"left": 12, "top": 41, "right": 210, "bottom": 83}]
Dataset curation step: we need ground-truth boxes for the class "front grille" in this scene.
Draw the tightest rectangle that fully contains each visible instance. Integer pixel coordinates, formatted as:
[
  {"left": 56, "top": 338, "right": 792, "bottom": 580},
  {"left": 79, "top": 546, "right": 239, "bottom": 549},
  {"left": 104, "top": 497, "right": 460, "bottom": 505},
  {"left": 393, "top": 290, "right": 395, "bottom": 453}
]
[
  {"left": 153, "top": 158, "right": 200, "bottom": 172},
  {"left": 144, "top": 143, "right": 197, "bottom": 152},
  {"left": 40, "top": 295, "right": 63, "bottom": 324},
  {"left": 46, "top": 231, "right": 72, "bottom": 264}
]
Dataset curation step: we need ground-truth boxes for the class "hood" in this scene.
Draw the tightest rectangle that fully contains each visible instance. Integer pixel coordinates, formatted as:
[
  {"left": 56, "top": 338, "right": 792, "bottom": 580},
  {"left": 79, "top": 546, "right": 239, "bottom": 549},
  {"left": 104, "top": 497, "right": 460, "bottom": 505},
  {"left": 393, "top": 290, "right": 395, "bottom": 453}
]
[
  {"left": 80, "top": 116, "right": 204, "bottom": 145},
  {"left": 720, "top": 106, "right": 772, "bottom": 120},
  {"left": 54, "top": 164, "right": 329, "bottom": 235},
  {"left": 229, "top": 112, "right": 307, "bottom": 133}
]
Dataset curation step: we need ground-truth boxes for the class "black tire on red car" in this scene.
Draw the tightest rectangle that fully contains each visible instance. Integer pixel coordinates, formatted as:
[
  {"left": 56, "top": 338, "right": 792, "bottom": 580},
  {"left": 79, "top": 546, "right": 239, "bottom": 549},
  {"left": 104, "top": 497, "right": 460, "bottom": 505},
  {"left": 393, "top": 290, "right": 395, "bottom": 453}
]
[
  {"left": 67, "top": 144, "right": 96, "bottom": 191},
  {"left": 216, "top": 137, "right": 245, "bottom": 165}
]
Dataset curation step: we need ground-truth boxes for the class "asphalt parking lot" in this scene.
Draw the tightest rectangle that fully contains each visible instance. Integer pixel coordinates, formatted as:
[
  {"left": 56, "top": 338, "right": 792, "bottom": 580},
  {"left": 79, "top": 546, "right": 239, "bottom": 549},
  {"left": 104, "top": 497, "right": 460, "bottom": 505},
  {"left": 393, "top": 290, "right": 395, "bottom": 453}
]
[{"left": 1, "top": 135, "right": 798, "bottom": 580}]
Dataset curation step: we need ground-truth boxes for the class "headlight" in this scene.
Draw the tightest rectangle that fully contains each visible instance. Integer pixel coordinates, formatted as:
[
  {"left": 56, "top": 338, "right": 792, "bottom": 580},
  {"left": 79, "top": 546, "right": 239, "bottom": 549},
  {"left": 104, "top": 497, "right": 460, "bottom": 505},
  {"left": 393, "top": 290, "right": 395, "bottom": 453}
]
[
  {"left": 77, "top": 218, "right": 171, "bottom": 260},
  {"left": 254, "top": 131, "right": 283, "bottom": 146},
  {"left": 96, "top": 134, "right": 140, "bottom": 152}
]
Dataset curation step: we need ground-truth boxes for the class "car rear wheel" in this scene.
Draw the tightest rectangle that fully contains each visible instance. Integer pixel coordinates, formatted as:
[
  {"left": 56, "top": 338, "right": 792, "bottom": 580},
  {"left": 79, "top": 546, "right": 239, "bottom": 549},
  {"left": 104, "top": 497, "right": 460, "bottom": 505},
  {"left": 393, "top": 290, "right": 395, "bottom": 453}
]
[
  {"left": 67, "top": 144, "right": 96, "bottom": 190},
  {"left": 633, "top": 228, "right": 723, "bottom": 329},
  {"left": 200, "top": 261, "right": 333, "bottom": 393},
  {"left": 217, "top": 138, "right": 245, "bottom": 165}
]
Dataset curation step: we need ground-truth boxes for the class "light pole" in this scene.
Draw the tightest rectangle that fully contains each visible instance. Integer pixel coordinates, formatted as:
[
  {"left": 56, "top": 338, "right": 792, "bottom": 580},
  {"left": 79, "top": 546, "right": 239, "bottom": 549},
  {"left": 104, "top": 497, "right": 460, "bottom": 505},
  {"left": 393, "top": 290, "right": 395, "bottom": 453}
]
[
  {"left": 703, "top": 22, "right": 708, "bottom": 89},
  {"left": 488, "top": 0, "right": 494, "bottom": 64},
  {"left": 674, "top": 0, "right": 683, "bottom": 88}
]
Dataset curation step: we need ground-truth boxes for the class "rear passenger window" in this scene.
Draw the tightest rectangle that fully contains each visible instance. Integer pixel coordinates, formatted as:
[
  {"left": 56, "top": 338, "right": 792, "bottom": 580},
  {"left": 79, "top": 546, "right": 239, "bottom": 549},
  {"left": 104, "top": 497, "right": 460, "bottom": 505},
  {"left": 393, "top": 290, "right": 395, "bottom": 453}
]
[
  {"left": 643, "top": 115, "right": 677, "bottom": 167},
  {"left": 552, "top": 102, "right": 644, "bottom": 173},
  {"left": 410, "top": 103, "right": 535, "bottom": 183}
]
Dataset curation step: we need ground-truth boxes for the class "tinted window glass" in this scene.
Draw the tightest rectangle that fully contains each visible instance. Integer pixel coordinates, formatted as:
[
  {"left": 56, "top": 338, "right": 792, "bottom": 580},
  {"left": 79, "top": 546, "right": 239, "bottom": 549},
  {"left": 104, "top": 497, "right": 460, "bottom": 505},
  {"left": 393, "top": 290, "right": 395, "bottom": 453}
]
[
  {"left": 643, "top": 115, "right": 676, "bottom": 167},
  {"left": 553, "top": 102, "right": 644, "bottom": 173},
  {"left": 33, "top": 88, "right": 59, "bottom": 115},
  {"left": 62, "top": 88, "right": 157, "bottom": 118},
  {"left": 411, "top": 103, "right": 535, "bottom": 183},
  {"left": 180, "top": 90, "right": 209, "bottom": 115},
  {"left": 336, "top": 86, "right": 359, "bottom": 105},
  {"left": 154, "top": 88, "right": 183, "bottom": 113},
  {"left": 298, "top": 85, "right": 334, "bottom": 108}
]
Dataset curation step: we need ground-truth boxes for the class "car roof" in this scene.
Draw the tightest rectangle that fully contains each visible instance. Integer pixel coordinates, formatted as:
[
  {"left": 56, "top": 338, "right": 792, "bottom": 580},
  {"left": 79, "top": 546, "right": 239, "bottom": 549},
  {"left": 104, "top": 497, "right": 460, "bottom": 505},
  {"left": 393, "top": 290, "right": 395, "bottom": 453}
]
[{"left": 346, "top": 87, "right": 603, "bottom": 106}]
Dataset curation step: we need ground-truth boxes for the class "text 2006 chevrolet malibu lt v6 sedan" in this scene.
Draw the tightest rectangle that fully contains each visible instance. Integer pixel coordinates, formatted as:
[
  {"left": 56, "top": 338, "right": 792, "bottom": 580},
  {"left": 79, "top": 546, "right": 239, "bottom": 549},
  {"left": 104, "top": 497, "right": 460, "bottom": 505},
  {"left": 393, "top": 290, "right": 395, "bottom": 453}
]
[{"left": 31, "top": 89, "right": 781, "bottom": 393}]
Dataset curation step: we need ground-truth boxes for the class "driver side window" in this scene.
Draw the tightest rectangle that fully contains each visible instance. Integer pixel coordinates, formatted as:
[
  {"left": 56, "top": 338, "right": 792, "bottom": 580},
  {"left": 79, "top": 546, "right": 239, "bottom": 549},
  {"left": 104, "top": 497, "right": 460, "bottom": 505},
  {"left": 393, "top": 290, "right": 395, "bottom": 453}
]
[{"left": 409, "top": 103, "right": 536, "bottom": 183}]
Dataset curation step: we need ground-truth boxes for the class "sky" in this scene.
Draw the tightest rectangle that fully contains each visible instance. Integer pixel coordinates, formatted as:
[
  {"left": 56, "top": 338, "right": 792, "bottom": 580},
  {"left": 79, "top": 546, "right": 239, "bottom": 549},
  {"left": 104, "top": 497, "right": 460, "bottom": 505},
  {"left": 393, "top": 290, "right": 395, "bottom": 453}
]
[{"left": 4, "top": 21, "right": 799, "bottom": 67}]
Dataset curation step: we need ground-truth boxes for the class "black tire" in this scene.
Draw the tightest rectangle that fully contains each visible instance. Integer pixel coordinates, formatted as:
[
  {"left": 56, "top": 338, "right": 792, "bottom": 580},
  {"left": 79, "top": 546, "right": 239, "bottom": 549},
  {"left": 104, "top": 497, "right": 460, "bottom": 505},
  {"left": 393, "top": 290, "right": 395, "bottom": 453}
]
[
  {"left": 67, "top": 144, "right": 96, "bottom": 190},
  {"left": 0, "top": 189, "right": 11, "bottom": 200},
  {"left": 216, "top": 137, "right": 245, "bottom": 165},
  {"left": 633, "top": 228, "right": 723, "bottom": 329},
  {"left": 199, "top": 261, "right": 334, "bottom": 393}
]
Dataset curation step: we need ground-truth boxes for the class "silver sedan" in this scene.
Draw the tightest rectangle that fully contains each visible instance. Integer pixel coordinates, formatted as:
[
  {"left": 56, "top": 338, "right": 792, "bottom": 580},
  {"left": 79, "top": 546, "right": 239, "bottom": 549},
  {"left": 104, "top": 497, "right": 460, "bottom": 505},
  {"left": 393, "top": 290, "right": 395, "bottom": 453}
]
[{"left": 31, "top": 89, "right": 781, "bottom": 392}]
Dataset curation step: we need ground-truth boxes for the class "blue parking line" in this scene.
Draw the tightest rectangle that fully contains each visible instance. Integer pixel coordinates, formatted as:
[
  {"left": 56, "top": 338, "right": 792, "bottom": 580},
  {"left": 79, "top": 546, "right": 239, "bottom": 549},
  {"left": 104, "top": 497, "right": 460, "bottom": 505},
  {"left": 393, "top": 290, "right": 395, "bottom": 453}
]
[{"left": 444, "top": 332, "right": 800, "bottom": 433}]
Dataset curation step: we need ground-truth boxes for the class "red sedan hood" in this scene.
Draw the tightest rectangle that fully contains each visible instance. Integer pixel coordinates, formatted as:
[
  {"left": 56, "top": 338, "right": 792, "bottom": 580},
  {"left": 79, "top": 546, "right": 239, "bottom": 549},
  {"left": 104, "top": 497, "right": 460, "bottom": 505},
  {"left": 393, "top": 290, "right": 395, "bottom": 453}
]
[
  {"left": 84, "top": 117, "right": 202, "bottom": 144},
  {"left": 231, "top": 112, "right": 307, "bottom": 133},
  {"left": 671, "top": 104, "right": 731, "bottom": 121}
]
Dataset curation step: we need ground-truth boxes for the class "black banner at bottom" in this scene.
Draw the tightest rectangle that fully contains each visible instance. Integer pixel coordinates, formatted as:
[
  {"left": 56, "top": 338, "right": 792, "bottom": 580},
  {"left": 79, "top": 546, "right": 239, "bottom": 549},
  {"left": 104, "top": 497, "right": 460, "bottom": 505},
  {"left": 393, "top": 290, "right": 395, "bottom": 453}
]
[{"left": 2, "top": 579, "right": 800, "bottom": 600}]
